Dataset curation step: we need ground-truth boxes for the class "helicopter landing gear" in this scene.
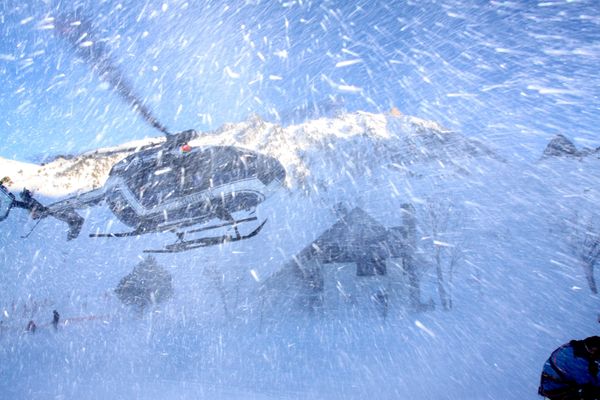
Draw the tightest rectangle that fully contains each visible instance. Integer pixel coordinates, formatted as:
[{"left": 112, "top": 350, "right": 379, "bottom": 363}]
[
  {"left": 143, "top": 219, "right": 267, "bottom": 253},
  {"left": 89, "top": 216, "right": 259, "bottom": 238}
]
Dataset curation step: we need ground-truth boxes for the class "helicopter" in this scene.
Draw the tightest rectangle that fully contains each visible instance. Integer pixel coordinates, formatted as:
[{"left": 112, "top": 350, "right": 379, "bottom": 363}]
[{"left": 0, "top": 11, "right": 286, "bottom": 253}]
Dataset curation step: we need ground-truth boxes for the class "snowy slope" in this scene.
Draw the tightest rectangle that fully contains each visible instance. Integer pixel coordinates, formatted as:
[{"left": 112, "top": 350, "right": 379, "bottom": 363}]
[{"left": 0, "top": 112, "right": 598, "bottom": 400}]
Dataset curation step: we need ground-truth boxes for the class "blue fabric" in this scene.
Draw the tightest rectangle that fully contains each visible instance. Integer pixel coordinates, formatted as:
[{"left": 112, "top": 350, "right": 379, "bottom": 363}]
[{"left": 540, "top": 341, "right": 600, "bottom": 398}]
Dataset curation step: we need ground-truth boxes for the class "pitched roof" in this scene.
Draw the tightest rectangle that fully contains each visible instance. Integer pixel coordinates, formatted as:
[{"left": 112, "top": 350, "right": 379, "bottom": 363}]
[{"left": 294, "top": 207, "right": 392, "bottom": 265}]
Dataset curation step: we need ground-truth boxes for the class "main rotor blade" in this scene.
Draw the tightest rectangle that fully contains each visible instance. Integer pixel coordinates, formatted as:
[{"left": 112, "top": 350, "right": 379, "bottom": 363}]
[{"left": 53, "top": 12, "right": 171, "bottom": 136}]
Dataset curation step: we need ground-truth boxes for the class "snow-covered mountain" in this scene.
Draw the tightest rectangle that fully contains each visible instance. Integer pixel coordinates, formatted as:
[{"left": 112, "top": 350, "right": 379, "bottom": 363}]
[
  {"left": 0, "top": 112, "right": 598, "bottom": 400},
  {"left": 0, "top": 111, "right": 498, "bottom": 196}
]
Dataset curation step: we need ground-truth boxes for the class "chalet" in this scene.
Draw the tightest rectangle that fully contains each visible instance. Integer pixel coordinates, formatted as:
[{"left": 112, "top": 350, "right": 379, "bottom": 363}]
[{"left": 259, "top": 205, "right": 424, "bottom": 315}]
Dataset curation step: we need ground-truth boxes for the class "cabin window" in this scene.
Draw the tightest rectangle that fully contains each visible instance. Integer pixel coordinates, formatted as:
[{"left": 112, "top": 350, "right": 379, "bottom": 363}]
[{"left": 126, "top": 152, "right": 181, "bottom": 207}]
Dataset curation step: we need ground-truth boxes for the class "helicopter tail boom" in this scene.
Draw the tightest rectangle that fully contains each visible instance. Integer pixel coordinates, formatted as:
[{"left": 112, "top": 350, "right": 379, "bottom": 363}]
[{"left": 46, "top": 187, "right": 106, "bottom": 212}]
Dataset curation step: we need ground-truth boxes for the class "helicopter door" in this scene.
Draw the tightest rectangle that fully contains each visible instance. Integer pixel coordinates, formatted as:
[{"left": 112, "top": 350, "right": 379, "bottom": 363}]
[{"left": 0, "top": 185, "right": 14, "bottom": 221}]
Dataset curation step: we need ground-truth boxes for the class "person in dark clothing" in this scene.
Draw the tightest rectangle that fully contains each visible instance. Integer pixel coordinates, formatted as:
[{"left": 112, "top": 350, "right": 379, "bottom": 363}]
[
  {"left": 539, "top": 336, "right": 600, "bottom": 399},
  {"left": 26, "top": 320, "right": 36, "bottom": 334},
  {"left": 52, "top": 310, "right": 60, "bottom": 330}
]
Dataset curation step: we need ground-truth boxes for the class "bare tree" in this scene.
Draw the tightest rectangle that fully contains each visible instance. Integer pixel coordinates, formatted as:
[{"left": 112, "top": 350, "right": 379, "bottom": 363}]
[
  {"left": 444, "top": 239, "right": 464, "bottom": 310},
  {"left": 423, "top": 198, "right": 465, "bottom": 311},
  {"left": 115, "top": 256, "right": 174, "bottom": 313},
  {"left": 202, "top": 264, "right": 231, "bottom": 320},
  {"left": 564, "top": 213, "right": 600, "bottom": 294}
]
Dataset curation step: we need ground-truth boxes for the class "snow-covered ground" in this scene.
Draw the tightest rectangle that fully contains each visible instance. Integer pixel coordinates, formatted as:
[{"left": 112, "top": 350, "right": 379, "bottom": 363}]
[{"left": 0, "top": 112, "right": 598, "bottom": 399}]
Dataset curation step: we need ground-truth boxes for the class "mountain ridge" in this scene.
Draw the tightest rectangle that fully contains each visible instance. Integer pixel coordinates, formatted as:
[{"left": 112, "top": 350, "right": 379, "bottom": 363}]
[{"left": 0, "top": 111, "right": 500, "bottom": 198}]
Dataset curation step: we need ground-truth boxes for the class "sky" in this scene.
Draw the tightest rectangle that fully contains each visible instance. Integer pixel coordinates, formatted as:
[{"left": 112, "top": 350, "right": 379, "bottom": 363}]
[{"left": 1, "top": 0, "right": 599, "bottom": 161}]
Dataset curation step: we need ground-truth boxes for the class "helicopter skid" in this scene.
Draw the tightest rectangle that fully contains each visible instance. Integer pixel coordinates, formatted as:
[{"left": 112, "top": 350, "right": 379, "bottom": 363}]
[
  {"left": 89, "top": 229, "right": 144, "bottom": 238},
  {"left": 89, "top": 216, "right": 259, "bottom": 238},
  {"left": 143, "top": 219, "right": 267, "bottom": 253}
]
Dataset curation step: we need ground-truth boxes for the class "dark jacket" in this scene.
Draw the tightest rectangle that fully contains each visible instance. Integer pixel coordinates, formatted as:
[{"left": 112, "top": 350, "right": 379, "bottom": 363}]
[{"left": 539, "top": 340, "right": 600, "bottom": 399}]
